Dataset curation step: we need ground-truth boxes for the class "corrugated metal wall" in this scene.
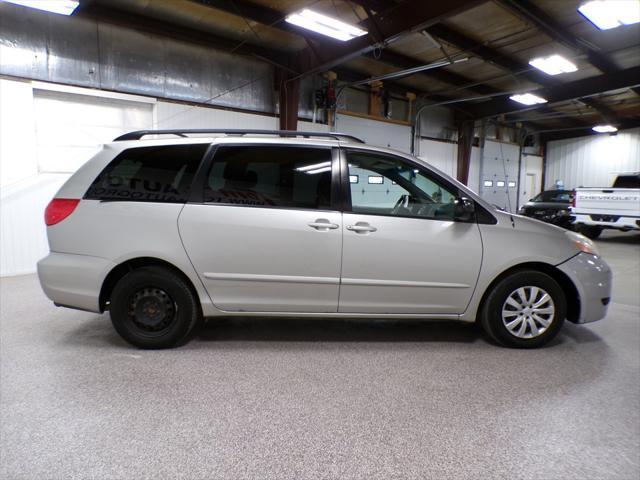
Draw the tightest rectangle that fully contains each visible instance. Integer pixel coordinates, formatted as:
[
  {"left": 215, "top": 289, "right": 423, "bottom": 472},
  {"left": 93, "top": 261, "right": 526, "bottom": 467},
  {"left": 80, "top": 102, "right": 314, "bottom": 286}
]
[
  {"left": 0, "top": 1, "right": 276, "bottom": 114},
  {"left": 545, "top": 128, "right": 640, "bottom": 189}
]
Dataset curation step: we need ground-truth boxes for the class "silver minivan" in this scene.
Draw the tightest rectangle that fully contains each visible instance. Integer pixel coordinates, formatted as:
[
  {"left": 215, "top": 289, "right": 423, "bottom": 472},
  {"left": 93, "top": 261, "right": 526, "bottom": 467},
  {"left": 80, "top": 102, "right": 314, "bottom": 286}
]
[{"left": 37, "top": 130, "right": 611, "bottom": 349}]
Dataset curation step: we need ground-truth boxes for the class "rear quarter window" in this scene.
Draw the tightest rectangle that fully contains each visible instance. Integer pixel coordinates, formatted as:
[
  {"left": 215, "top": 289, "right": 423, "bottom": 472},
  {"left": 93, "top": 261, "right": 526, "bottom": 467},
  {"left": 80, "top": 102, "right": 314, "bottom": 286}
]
[
  {"left": 612, "top": 175, "right": 640, "bottom": 189},
  {"left": 85, "top": 144, "right": 208, "bottom": 203}
]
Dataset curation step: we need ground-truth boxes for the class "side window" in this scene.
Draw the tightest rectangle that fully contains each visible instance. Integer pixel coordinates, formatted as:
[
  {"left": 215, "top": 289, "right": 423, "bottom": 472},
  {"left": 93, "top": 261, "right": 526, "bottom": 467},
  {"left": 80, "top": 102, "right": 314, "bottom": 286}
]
[
  {"left": 204, "top": 146, "right": 333, "bottom": 210},
  {"left": 346, "top": 150, "right": 458, "bottom": 220},
  {"left": 85, "top": 144, "right": 208, "bottom": 203}
]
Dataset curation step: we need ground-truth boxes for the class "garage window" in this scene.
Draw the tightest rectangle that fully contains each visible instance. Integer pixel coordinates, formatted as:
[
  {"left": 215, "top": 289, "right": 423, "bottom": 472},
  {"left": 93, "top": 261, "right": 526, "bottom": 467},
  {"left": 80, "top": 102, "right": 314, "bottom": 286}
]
[
  {"left": 204, "top": 146, "right": 333, "bottom": 210},
  {"left": 84, "top": 144, "right": 208, "bottom": 203}
]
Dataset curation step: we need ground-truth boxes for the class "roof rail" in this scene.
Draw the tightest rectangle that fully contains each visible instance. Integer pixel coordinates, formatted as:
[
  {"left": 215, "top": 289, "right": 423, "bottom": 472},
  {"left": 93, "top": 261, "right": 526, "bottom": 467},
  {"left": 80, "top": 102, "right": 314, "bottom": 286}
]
[{"left": 113, "top": 129, "right": 365, "bottom": 143}]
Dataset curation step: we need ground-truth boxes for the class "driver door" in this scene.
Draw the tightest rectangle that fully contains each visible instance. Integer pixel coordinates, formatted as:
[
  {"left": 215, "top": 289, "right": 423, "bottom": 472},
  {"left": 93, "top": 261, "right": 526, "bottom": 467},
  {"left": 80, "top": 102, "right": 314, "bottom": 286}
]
[{"left": 339, "top": 148, "right": 483, "bottom": 314}]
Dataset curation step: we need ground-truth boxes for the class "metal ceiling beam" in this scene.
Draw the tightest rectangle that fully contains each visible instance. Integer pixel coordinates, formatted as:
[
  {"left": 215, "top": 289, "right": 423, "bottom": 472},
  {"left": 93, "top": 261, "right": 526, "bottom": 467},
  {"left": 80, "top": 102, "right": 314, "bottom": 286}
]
[
  {"left": 496, "top": 0, "right": 640, "bottom": 98},
  {"left": 191, "top": 0, "right": 335, "bottom": 45},
  {"left": 425, "top": 23, "right": 553, "bottom": 86},
  {"left": 495, "top": 0, "right": 620, "bottom": 74},
  {"left": 370, "top": 50, "right": 500, "bottom": 97},
  {"left": 425, "top": 23, "right": 621, "bottom": 122},
  {"left": 293, "top": 0, "right": 485, "bottom": 77},
  {"left": 192, "top": 0, "right": 502, "bottom": 100},
  {"left": 347, "top": 0, "right": 397, "bottom": 14},
  {"left": 470, "top": 65, "right": 640, "bottom": 118},
  {"left": 540, "top": 118, "right": 640, "bottom": 142},
  {"left": 75, "top": 2, "right": 286, "bottom": 64}
]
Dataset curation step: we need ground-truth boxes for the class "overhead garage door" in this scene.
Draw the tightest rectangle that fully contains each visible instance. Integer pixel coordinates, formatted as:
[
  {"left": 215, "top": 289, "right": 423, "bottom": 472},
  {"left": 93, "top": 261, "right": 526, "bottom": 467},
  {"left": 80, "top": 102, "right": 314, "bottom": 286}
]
[
  {"left": 33, "top": 90, "right": 154, "bottom": 173},
  {"left": 479, "top": 140, "right": 520, "bottom": 213}
]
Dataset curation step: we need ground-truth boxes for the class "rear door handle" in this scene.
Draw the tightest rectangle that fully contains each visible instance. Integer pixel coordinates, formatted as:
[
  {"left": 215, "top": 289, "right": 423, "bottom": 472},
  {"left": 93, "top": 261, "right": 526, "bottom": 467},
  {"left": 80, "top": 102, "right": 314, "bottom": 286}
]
[
  {"left": 308, "top": 219, "right": 339, "bottom": 230},
  {"left": 346, "top": 223, "right": 377, "bottom": 233}
]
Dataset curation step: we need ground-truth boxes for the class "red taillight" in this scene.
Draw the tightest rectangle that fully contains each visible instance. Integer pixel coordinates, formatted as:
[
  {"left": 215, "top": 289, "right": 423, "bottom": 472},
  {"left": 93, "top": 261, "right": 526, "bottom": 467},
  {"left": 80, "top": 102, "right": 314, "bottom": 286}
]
[
  {"left": 45, "top": 198, "right": 80, "bottom": 226},
  {"left": 571, "top": 192, "right": 576, "bottom": 208}
]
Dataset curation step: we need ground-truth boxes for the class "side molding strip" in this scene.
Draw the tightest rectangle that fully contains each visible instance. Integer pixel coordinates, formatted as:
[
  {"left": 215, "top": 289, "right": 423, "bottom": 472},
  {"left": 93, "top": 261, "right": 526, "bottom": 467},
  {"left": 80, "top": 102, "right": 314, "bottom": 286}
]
[
  {"left": 341, "top": 278, "right": 469, "bottom": 288},
  {"left": 203, "top": 273, "right": 339, "bottom": 285}
]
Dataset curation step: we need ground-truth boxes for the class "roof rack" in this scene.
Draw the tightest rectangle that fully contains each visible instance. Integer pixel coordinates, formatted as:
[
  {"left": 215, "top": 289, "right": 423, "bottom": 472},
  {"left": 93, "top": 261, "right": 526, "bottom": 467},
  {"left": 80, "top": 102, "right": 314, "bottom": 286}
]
[{"left": 113, "top": 129, "right": 365, "bottom": 143}]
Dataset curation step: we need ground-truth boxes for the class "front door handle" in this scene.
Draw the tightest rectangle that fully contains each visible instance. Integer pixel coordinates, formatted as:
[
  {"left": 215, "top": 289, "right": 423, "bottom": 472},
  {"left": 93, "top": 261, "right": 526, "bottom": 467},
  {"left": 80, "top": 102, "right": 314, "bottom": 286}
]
[
  {"left": 308, "top": 219, "right": 339, "bottom": 231},
  {"left": 346, "top": 222, "right": 377, "bottom": 233}
]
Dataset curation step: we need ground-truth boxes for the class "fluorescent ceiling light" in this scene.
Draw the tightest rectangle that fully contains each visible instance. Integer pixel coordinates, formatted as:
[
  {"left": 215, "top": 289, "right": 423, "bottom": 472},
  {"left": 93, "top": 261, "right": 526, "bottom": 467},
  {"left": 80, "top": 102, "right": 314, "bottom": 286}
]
[
  {"left": 578, "top": 0, "right": 640, "bottom": 30},
  {"left": 1, "top": 0, "right": 78, "bottom": 15},
  {"left": 529, "top": 54, "right": 578, "bottom": 75},
  {"left": 285, "top": 9, "right": 367, "bottom": 41},
  {"left": 509, "top": 93, "right": 548, "bottom": 105},
  {"left": 592, "top": 124, "right": 618, "bottom": 132}
]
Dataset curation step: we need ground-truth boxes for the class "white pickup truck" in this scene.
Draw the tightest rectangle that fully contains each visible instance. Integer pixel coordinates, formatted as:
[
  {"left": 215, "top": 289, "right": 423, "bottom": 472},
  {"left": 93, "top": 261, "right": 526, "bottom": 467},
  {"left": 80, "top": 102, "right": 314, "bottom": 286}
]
[{"left": 572, "top": 172, "right": 640, "bottom": 239}]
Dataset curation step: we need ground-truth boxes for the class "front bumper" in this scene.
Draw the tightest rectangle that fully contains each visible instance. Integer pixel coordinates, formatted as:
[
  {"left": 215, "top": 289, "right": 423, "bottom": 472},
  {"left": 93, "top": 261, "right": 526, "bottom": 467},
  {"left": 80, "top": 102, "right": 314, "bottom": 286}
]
[
  {"left": 37, "top": 252, "right": 115, "bottom": 313},
  {"left": 557, "top": 253, "right": 612, "bottom": 324}
]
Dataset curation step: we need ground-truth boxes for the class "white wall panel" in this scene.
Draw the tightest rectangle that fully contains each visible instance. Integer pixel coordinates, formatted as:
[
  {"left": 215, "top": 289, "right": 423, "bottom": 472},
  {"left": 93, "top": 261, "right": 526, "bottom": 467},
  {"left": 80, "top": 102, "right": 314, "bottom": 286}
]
[
  {"left": 0, "top": 174, "right": 70, "bottom": 276},
  {"left": 0, "top": 80, "right": 330, "bottom": 276},
  {"left": 416, "top": 139, "right": 481, "bottom": 194},
  {"left": 34, "top": 90, "right": 154, "bottom": 173},
  {"left": 418, "top": 139, "right": 457, "bottom": 178},
  {"left": 155, "top": 101, "right": 329, "bottom": 133},
  {"left": 545, "top": 128, "right": 640, "bottom": 189},
  {"left": 519, "top": 154, "right": 543, "bottom": 207},
  {"left": 335, "top": 113, "right": 412, "bottom": 153},
  {"left": 156, "top": 101, "right": 276, "bottom": 130},
  {"left": 0, "top": 79, "right": 37, "bottom": 188}
]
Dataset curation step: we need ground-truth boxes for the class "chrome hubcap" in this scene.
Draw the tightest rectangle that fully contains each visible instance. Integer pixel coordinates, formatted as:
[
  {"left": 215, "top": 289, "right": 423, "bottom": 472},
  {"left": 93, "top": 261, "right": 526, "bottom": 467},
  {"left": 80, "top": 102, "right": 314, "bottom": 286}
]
[{"left": 501, "top": 286, "right": 555, "bottom": 339}]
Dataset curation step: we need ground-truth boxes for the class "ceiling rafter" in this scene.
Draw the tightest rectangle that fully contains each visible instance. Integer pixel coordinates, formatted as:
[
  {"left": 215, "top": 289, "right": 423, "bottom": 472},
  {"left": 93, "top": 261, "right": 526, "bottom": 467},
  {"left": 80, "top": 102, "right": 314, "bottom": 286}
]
[
  {"left": 495, "top": 0, "right": 620, "bottom": 74},
  {"left": 470, "top": 65, "right": 640, "bottom": 117},
  {"left": 79, "top": 1, "right": 455, "bottom": 104},
  {"left": 290, "top": 0, "right": 486, "bottom": 77},
  {"left": 191, "top": 0, "right": 499, "bottom": 99},
  {"left": 424, "top": 23, "right": 621, "bottom": 123}
]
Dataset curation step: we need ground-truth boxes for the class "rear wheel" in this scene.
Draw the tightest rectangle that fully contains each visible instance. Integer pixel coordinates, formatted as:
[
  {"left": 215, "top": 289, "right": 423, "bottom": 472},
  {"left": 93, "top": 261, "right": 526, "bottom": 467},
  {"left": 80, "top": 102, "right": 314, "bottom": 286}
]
[
  {"left": 480, "top": 271, "right": 566, "bottom": 348},
  {"left": 577, "top": 225, "right": 603, "bottom": 239},
  {"left": 110, "top": 266, "right": 201, "bottom": 349}
]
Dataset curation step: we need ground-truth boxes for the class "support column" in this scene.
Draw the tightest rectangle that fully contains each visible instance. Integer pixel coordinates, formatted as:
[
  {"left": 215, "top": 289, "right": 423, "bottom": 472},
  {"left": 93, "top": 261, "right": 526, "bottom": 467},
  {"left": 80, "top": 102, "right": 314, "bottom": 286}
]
[
  {"left": 406, "top": 92, "right": 416, "bottom": 123},
  {"left": 368, "top": 80, "right": 383, "bottom": 118},
  {"left": 456, "top": 119, "right": 474, "bottom": 185},
  {"left": 277, "top": 70, "right": 300, "bottom": 131}
]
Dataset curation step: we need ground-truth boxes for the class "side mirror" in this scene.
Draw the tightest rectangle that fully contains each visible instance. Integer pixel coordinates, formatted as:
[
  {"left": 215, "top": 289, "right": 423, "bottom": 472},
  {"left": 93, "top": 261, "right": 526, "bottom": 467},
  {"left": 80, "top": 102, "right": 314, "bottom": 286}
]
[{"left": 454, "top": 197, "right": 475, "bottom": 222}]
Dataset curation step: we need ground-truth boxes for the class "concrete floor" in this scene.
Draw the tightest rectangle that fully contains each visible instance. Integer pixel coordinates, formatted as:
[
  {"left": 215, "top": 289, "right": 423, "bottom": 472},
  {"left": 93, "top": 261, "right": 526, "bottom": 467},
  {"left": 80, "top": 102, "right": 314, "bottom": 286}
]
[{"left": 1, "top": 231, "right": 639, "bottom": 480}]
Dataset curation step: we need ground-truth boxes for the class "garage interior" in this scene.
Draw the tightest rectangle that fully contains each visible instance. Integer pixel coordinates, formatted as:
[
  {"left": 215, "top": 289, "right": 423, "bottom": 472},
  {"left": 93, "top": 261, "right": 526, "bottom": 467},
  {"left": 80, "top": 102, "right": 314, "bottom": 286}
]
[{"left": 0, "top": 0, "right": 639, "bottom": 478}]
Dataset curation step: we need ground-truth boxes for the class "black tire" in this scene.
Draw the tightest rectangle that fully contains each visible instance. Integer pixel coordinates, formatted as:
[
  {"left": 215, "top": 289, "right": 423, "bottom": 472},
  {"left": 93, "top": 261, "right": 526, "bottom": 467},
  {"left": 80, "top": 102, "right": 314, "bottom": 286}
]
[
  {"left": 480, "top": 270, "right": 566, "bottom": 348},
  {"left": 577, "top": 225, "right": 603, "bottom": 239},
  {"left": 110, "top": 266, "right": 201, "bottom": 349}
]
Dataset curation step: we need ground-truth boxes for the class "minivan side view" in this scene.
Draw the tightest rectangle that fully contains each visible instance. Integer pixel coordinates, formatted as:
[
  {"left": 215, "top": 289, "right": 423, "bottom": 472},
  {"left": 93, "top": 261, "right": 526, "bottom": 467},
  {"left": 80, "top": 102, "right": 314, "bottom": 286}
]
[{"left": 38, "top": 130, "right": 612, "bottom": 349}]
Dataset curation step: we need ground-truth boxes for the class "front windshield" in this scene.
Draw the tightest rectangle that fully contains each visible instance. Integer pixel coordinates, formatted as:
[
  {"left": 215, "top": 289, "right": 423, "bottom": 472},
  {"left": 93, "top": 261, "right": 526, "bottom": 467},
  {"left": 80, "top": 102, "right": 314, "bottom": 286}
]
[{"left": 532, "top": 190, "right": 572, "bottom": 203}]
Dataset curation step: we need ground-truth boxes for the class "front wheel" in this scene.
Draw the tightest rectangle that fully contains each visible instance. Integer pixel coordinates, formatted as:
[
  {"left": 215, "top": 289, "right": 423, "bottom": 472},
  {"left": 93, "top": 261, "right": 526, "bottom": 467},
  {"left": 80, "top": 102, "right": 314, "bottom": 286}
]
[
  {"left": 110, "top": 266, "right": 201, "bottom": 349},
  {"left": 480, "top": 271, "right": 566, "bottom": 348}
]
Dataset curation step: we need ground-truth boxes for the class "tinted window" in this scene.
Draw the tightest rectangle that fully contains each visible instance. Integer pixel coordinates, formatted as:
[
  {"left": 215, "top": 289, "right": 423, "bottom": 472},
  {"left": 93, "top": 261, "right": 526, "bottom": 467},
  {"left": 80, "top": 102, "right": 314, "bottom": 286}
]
[
  {"left": 613, "top": 175, "right": 640, "bottom": 188},
  {"left": 85, "top": 144, "right": 208, "bottom": 203},
  {"left": 532, "top": 190, "right": 572, "bottom": 203},
  {"left": 204, "top": 146, "right": 333, "bottom": 210},
  {"left": 347, "top": 150, "right": 457, "bottom": 220}
]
